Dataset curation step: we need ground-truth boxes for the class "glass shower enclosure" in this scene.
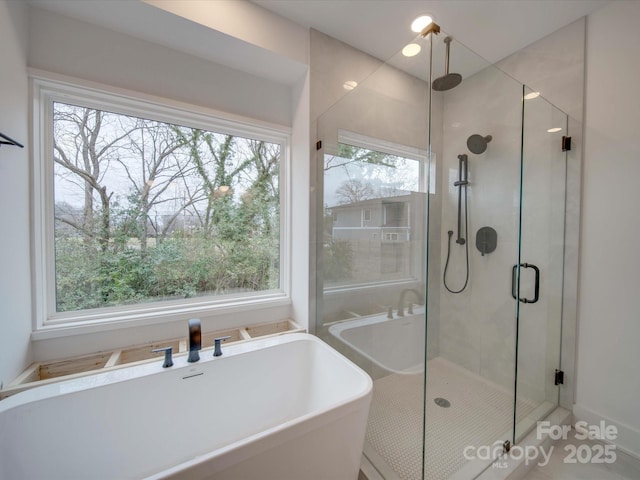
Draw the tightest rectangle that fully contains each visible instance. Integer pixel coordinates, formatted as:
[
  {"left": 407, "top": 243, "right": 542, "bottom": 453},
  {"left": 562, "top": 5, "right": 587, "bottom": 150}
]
[{"left": 313, "top": 28, "right": 568, "bottom": 480}]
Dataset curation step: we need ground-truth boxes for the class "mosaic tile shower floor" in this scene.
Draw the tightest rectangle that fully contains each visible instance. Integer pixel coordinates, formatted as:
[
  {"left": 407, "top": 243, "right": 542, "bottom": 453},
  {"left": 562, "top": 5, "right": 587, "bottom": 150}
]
[{"left": 365, "top": 357, "right": 537, "bottom": 480}]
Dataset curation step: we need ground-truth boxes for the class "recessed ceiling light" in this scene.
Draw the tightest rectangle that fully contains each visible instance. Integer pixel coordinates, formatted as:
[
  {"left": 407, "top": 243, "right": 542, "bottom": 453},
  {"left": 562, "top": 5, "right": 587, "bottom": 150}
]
[
  {"left": 524, "top": 91, "right": 541, "bottom": 100},
  {"left": 411, "top": 15, "right": 433, "bottom": 33},
  {"left": 547, "top": 127, "right": 562, "bottom": 133},
  {"left": 402, "top": 43, "right": 421, "bottom": 57},
  {"left": 343, "top": 80, "right": 358, "bottom": 91}
]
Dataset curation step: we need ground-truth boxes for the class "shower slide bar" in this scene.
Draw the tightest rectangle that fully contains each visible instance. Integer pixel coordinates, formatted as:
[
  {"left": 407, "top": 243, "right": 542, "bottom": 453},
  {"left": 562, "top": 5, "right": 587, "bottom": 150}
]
[
  {"left": 454, "top": 153, "right": 468, "bottom": 245},
  {"left": 511, "top": 263, "right": 540, "bottom": 304}
]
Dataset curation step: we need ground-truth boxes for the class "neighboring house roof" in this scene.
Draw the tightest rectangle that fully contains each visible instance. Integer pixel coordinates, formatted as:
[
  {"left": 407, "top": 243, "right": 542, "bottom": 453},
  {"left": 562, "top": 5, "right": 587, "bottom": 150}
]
[{"left": 327, "top": 191, "right": 419, "bottom": 211}]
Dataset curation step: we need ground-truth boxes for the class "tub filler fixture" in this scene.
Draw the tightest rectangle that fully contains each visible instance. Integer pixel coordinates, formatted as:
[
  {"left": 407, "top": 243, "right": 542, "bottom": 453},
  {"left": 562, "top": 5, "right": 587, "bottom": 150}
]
[
  {"left": 0, "top": 333, "right": 372, "bottom": 480},
  {"left": 329, "top": 307, "right": 425, "bottom": 377}
]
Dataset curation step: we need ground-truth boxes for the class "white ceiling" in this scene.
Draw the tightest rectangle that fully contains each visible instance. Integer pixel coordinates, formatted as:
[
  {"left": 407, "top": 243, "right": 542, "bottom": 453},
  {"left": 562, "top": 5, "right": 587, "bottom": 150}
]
[
  {"left": 252, "top": 0, "right": 609, "bottom": 65},
  {"left": 27, "top": 0, "right": 610, "bottom": 87}
]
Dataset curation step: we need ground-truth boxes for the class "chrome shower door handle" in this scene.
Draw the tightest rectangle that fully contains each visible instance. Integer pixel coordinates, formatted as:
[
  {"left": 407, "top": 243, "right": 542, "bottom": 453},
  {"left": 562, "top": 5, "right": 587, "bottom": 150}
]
[{"left": 511, "top": 263, "right": 540, "bottom": 304}]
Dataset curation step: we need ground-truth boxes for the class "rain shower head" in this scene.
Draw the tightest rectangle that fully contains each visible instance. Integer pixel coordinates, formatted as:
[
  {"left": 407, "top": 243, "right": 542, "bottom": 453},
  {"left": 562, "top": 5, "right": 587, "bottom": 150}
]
[
  {"left": 467, "top": 134, "right": 493, "bottom": 154},
  {"left": 432, "top": 73, "right": 462, "bottom": 92},
  {"left": 432, "top": 37, "right": 462, "bottom": 92}
]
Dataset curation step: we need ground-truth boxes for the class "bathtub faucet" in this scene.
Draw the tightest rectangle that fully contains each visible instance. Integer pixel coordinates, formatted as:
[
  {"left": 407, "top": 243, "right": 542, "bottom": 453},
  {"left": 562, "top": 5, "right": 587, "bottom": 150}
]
[
  {"left": 188, "top": 318, "right": 202, "bottom": 362},
  {"left": 397, "top": 288, "right": 425, "bottom": 317}
]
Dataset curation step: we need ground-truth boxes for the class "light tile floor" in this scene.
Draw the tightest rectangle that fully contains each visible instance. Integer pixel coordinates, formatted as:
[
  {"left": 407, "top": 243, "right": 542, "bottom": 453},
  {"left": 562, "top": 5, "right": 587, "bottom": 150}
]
[
  {"left": 365, "top": 357, "right": 537, "bottom": 480},
  {"left": 522, "top": 430, "right": 640, "bottom": 480}
]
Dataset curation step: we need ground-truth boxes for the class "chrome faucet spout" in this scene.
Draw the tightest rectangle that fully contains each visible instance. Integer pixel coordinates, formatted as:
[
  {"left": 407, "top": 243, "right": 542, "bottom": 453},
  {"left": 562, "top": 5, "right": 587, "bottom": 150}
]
[
  {"left": 187, "top": 318, "right": 201, "bottom": 363},
  {"left": 397, "top": 288, "right": 425, "bottom": 317}
]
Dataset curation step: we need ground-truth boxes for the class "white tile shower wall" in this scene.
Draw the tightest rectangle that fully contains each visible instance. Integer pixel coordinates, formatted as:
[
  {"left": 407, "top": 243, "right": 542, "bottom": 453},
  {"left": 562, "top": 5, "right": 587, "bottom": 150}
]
[
  {"left": 497, "top": 18, "right": 586, "bottom": 122},
  {"left": 438, "top": 64, "right": 523, "bottom": 395},
  {"left": 313, "top": 38, "right": 429, "bottom": 153},
  {"left": 310, "top": 29, "right": 382, "bottom": 123}
]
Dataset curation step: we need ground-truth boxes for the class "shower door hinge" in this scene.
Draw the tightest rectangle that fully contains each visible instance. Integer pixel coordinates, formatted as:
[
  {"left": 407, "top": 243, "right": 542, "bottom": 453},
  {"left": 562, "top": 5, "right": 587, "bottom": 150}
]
[
  {"left": 562, "top": 136, "right": 572, "bottom": 152},
  {"left": 316, "top": 140, "right": 322, "bottom": 150},
  {"left": 503, "top": 440, "right": 511, "bottom": 453},
  {"left": 554, "top": 369, "right": 565, "bottom": 386}
]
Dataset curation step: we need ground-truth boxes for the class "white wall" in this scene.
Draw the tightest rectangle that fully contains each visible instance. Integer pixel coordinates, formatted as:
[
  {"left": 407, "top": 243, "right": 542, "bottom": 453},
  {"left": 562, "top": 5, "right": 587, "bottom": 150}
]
[
  {"left": 28, "top": 7, "right": 293, "bottom": 127},
  {"left": 290, "top": 71, "right": 311, "bottom": 332},
  {"left": 575, "top": 0, "right": 640, "bottom": 458},
  {"left": 0, "top": 0, "right": 32, "bottom": 388},
  {"left": 144, "top": 0, "right": 308, "bottom": 67}
]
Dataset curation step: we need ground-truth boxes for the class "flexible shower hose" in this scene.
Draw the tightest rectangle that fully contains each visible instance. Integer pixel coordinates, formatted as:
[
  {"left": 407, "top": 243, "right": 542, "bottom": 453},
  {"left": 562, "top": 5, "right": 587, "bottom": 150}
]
[{"left": 443, "top": 185, "right": 469, "bottom": 294}]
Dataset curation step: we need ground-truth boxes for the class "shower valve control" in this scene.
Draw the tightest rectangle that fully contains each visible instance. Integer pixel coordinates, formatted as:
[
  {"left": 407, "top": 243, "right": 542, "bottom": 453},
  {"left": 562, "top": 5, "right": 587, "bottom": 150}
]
[{"left": 476, "top": 227, "right": 497, "bottom": 256}]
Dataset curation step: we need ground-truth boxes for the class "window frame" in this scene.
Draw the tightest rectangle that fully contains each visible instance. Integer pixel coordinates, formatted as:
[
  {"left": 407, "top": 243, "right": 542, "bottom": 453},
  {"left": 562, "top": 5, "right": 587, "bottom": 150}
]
[
  {"left": 31, "top": 73, "right": 292, "bottom": 335},
  {"left": 337, "top": 129, "right": 434, "bottom": 195},
  {"left": 321, "top": 130, "right": 431, "bottom": 295}
]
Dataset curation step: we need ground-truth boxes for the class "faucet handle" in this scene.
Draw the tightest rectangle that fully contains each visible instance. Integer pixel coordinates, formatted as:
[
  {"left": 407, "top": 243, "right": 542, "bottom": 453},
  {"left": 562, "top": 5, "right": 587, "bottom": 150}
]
[
  {"left": 407, "top": 303, "right": 414, "bottom": 315},
  {"left": 213, "top": 336, "right": 232, "bottom": 357},
  {"left": 151, "top": 346, "right": 174, "bottom": 368},
  {"left": 387, "top": 307, "right": 394, "bottom": 319}
]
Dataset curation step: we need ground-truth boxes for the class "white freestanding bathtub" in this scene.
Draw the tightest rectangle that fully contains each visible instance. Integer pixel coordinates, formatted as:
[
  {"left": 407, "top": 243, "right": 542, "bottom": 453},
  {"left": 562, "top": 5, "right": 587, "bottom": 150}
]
[
  {"left": 0, "top": 333, "right": 372, "bottom": 480},
  {"left": 328, "top": 308, "right": 425, "bottom": 377}
]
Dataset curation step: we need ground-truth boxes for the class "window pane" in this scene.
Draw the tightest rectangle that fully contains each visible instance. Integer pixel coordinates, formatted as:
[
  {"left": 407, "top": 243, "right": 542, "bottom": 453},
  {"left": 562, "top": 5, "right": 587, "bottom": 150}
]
[
  {"left": 53, "top": 102, "right": 280, "bottom": 313},
  {"left": 323, "top": 142, "right": 424, "bottom": 288}
]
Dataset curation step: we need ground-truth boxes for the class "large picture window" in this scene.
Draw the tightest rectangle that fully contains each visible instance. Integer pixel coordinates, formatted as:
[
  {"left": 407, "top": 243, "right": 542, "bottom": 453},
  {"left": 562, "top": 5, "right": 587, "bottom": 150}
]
[{"left": 33, "top": 77, "right": 289, "bottom": 326}]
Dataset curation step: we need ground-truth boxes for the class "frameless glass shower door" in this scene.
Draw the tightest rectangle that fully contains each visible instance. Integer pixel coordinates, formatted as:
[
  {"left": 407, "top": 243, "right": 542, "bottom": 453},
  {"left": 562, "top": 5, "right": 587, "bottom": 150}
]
[
  {"left": 311, "top": 26, "right": 571, "bottom": 480},
  {"left": 514, "top": 87, "right": 568, "bottom": 442}
]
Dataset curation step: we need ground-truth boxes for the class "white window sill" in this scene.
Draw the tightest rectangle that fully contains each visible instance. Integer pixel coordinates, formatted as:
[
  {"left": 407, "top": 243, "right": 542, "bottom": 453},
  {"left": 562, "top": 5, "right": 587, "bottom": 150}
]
[{"left": 32, "top": 294, "right": 291, "bottom": 341}]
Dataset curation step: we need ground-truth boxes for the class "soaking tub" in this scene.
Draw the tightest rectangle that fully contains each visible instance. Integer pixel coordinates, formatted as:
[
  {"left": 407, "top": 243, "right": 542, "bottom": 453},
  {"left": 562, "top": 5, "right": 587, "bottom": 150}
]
[
  {"left": 328, "top": 308, "right": 425, "bottom": 377},
  {"left": 0, "top": 333, "right": 372, "bottom": 480}
]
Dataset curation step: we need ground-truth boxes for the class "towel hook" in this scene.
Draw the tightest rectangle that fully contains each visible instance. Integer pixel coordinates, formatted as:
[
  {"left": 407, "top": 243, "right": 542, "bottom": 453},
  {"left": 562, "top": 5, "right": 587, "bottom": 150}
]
[{"left": 0, "top": 132, "right": 24, "bottom": 149}]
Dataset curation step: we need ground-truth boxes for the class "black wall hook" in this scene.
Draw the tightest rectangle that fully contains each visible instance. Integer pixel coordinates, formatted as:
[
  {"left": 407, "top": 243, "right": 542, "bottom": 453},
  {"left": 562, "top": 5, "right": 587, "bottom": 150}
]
[{"left": 0, "top": 132, "right": 24, "bottom": 148}]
